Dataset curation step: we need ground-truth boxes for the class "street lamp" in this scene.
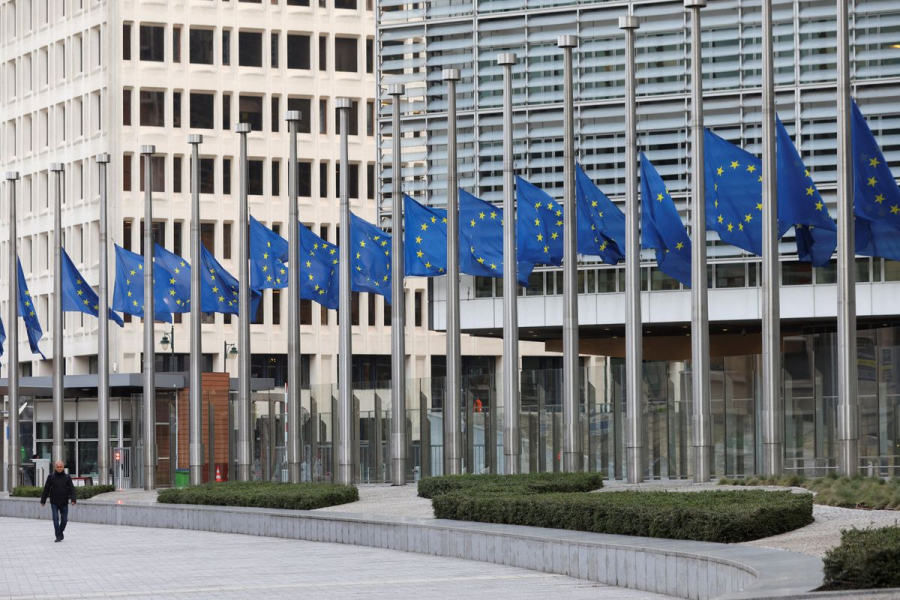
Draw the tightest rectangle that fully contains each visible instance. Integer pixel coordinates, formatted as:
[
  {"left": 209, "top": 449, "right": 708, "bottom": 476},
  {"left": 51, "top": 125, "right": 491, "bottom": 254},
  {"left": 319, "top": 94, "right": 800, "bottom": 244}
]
[
  {"left": 160, "top": 324, "right": 175, "bottom": 371},
  {"left": 224, "top": 342, "right": 238, "bottom": 359}
]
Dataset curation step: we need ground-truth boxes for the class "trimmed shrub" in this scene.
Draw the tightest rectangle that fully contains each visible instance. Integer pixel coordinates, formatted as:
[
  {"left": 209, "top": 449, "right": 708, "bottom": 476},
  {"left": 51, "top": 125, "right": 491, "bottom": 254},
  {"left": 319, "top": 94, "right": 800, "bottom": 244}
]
[
  {"left": 432, "top": 489, "right": 813, "bottom": 543},
  {"left": 12, "top": 484, "right": 115, "bottom": 500},
  {"left": 823, "top": 526, "right": 900, "bottom": 589},
  {"left": 720, "top": 473, "right": 900, "bottom": 510},
  {"left": 157, "top": 481, "right": 359, "bottom": 511},
  {"left": 417, "top": 472, "right": 604, "bottom": 499}
]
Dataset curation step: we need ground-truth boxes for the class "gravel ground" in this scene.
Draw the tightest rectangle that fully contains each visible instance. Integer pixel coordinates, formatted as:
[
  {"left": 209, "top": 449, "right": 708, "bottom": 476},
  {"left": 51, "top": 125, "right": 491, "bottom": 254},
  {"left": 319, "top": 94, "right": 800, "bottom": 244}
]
[{"left": 87, "top": 479, "right": 900, "bottom": 557}]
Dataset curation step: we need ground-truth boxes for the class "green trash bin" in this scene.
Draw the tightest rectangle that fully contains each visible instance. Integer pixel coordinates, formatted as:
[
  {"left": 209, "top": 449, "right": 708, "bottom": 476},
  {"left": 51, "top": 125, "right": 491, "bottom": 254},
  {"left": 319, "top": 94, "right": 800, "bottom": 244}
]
[{"left": 174, "top": 469, "right": 190, "bottom": 489}]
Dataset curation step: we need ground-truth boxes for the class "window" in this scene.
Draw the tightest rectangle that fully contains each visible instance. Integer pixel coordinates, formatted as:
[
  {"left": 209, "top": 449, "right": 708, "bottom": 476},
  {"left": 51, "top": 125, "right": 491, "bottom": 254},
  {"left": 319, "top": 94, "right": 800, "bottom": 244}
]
[
  {"left": 223, "top": 93, "right": 231, "bottom": 130},
  {"left": 172, "top": 91, "right": 182, "bottom": 128},
  {"left": 200, "top": 223, "right": 215, "bottom": 251},
  {"left": 222, "top": 30, "right": 231, "bottom": 66},
  {"left": 189, "top": 92, "right": 214, "bottom": 129},
  {"left": 319, "top": 162, "right": 328, "bottom": 197},
  {"left": 223, "top": 223, "right": 233, "bottom": 258},
  {"left": 123, "top": 154, "right": 132, "bottom": 192},
  {"left": 298, "top": 162, "right": 311, "bottom": 196},
  {"left": 122, "top": 89, "right": 132, "bottom": 126},
  {"left": 367, "top": 164, "right": 374, "bottom": 200},
  {"left": 414, "top": 291, "right": 423, "bottom": 327},
  {"left": 139, "top": 90, "right": 165, "bottom": 127},
  {"left": 335, "top": 100, "right": 359, "bottom": 135},
  {"left": 271, "top": 96, "right": 280, "bottom": 132},
  {"left": 319, "top": 35, "right": 327, "bottom": 71},
  {"left": 336, "top": 163, "right": 359, "bottom": 199},
  {"left": 122, "top": 24, "right": 132, "bottom": 61},
  {"left": 249, "top": 160, "right": 263, "bottom": 195},
  {"left": 223, "top": 158, "right": 232, "bottom": 194},
  {"left": 287, "top": 98, "right": 311, "bottom": 133},
  {"left": 366, "top": 100, "right": 374, "bottom": 136},
  {"left": 174, "top": 222, "right": 184, "bottom": 256},
  {"left": 271, "top": 160, "right": 280, "bottom": 196},
  {"left": 271, "top": 32, "right": 279, "bottom": 68},
  {"left": 287, "top": 34, "right": 310, "bottom": 70},
  {"left": 319, "top": 99, "right": 327, "bottom": 133},
  {"left": 173, "top": 27, "right": 181, "bottom": 63},
  {"left": 139, "top": 25, "right": 165, "bottom": 62},
  {"left": 173, "top": 156, "right": 182, "bottom": 193},
  {"left": 287, "top": 0, "right": 310, "bottom": 4},
  {"left": 139, "top": 156, "right": 166, "bottom": 193},
  {"left": 194, "top": 157, "right": 214, "bottom": 194},
  {"left": 238, "top": 31, "right": 262, "bottom": 67},
  {"left": 334, "top": 38, "right": 357, "bottom": 72},
  {"left": 238, "top": 95, "right": 263, "bottom": 131},
  {"left": 123, "top": 219, "right": 133, "bottom": 251},
  {"left": 367, "top": 293, "right": 375, "bottom": 326},
  {"left": 335, "top": 0, "right": 356, "bottom": 8},
  {"left": 189, "top": 29, "right": 214, "bottom": 64},
  {"left": 365, "top": 38, "right": 373, "bottom": 73},
  {"left": 272, "top": 289, "right": 282, "bottom": 325}
]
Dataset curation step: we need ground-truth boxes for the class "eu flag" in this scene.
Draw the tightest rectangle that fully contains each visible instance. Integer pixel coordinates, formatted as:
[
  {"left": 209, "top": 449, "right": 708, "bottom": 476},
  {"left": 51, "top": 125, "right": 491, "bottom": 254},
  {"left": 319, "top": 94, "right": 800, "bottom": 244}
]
[
  {"left": 516, "top": 176, "right": 564, "bottom": 267},
  {"left": 851, "top": 100, "right": 900, "bottom": 261},
  {"left": 350, "top": 213, "right": 392, "bottom": 304},
  {"left": 112, "top": 245, "right": 175, "bottom": 322},
  {"left": 640, "top": 154, "right": 692, "bottom": 287},
  {"left": 199, "top": 245, "right": 262, "bottom": 317},
  {"left": 153, "top": 244, "right": 192, "bottom": 314},
  {"left": 575, "top": 164, "right": 625, "bottom": 264},
  {"left": 250, "top": 216, "right": 289, "bottom": 290},
  {"left": 0, "top": 316, "right": 5, "bottom": 357},
  {"left": 404, "top": 195, "right": 447, "bottom": 277},
  {"left": 459, "top": 188, "right": 533, "bottom": 286},
  {"left": 298, "top": 224, "right": 339, "bottom": 309},
  {"left": 61, "top": 248, "right": 124, "bottom": 326},
  {"left": 17, "top": 258, "right": 46, "bottom": 358}
]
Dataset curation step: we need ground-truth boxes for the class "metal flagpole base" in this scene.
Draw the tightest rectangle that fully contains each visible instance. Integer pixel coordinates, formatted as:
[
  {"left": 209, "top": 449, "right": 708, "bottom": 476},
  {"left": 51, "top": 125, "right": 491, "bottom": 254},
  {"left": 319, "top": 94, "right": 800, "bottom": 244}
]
[
  {"left": 235, "top": 453, "right": 250, "bottom": 482},
  {"left": 189, "top": 444, "right": 204, "bottom": 483},
  {"left": 762, "top": 443, "right": 783, "bottom": 476},
  {"left": 626, "top": 447, "right": 643, "bottom": 483},
  {"left": 391, "top": 433, "right": 405, "bottom": 484},
  {"left": 563, "top": 452, "right": 581, "bottom": 474},
  {"left": 839, "top": 439, "right": 859, "bottom": 476}
]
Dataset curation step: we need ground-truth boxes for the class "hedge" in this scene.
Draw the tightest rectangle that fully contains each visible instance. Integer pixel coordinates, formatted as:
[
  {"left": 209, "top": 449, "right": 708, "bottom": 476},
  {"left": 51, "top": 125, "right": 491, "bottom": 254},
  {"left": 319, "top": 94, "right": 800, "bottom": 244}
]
[
  {"left": 823, "top": 526, "right": 900, "bottom": 590},
  {"left": 417, "top": 472, "right": 604, "bottom": 499},
  {"left": 157, "top": 481, "right": 359, "bottom": 511},
  {"left": 12, "top": 484, "right": 115, "bottom": 500},
  {"left": 432, "top": 489, "right": 814, "bottom": 543}
]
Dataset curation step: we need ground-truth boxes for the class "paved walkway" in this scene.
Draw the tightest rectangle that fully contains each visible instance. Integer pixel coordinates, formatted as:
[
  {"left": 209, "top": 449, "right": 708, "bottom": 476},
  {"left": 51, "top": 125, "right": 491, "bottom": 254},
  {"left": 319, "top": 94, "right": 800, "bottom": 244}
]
[{"left": 0, "top": 517, "right": 673, "bottom": 600}]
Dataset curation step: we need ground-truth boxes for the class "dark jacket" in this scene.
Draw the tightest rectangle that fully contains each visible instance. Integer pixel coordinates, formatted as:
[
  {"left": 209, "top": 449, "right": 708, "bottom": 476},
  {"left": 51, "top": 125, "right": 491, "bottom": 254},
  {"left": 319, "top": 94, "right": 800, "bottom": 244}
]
[{"left": 40, "top": 471, "right": 76, "bottom": 506}]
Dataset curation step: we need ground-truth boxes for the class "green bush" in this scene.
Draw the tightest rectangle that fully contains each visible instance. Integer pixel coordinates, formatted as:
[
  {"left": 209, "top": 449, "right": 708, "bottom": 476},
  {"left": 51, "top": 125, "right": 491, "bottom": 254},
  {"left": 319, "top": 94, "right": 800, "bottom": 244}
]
[
  {"left": 720, "top": 474, "right": 900, "bottom": 510},
  {"left": 432, "top": 489, "right": 813, "bottom": 543},
  {"left": 823, "top": 526, "right": 900, "bottom": 589},
  {"left": 12, "top": 484, "right": 116, "bottom": 500},
  {"left": 417, "top": 472, "right": 604, "bottom": 499},
  {"left": 157, "top": 481, "right": 359, "bottom": 511}
]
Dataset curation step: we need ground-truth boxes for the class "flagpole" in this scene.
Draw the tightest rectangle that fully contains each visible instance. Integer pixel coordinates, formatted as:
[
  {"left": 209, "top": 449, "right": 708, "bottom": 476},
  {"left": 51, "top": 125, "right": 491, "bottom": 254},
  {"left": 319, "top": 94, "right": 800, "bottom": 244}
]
[
  {"left": 235, "top": 123, "right": 252, "bottom": 482},
  {"left": 836, "top": 0, "right": 858, "bottom": 476},
  {"left": 443, "top": 68, "right": 462, "bottom": 476},
  {"left": 498, "top": 52, "right": 521, "bottom": 475},
  {"left": 188, "top": 135, "right": 204, "bottom": 486},
  {"left": 686, "top": 0, "right": 712, "bottom": 483},
  {"left": 97, "top": 153, "right": 111, "bottom": 486},
  {"left": 620, "top": 15, "right": 643, "bottom": 484},
  {"left": 336, "top": 98, "right": 353, "bottom": 486},
  {"left": 140, "top": 145, "right": 157, "bottom": 491},
  {"left": 286, "top": 111, "right": 302, "bottom": 484},
  {"left": 761, "top": 0, "right": 783, "bottom": 477},
  {"left": 5, "top": 172, "right": 20, "bottom": 490},
  {"left": 558, "top": 35, "right": 582, "bottom": 474},
  {"left": 50, "top": 163, "right": 65, "bottom": 467},
  {"left": 387, "top": 85, "right": 408, "bottom": 485}
]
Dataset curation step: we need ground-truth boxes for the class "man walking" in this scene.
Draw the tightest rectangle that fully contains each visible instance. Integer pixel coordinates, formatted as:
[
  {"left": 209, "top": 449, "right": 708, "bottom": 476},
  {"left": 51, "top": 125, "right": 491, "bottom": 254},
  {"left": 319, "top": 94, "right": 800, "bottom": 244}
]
[{"left": 40, "top": 461, "right": 76, "bottom": 542}]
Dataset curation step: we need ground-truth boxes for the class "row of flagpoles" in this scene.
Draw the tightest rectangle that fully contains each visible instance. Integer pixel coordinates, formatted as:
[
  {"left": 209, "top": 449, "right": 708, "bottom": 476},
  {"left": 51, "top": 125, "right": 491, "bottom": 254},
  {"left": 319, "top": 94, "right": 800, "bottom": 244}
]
[{"left": 4, "top": 0, "right": 889, "bottom": 488}]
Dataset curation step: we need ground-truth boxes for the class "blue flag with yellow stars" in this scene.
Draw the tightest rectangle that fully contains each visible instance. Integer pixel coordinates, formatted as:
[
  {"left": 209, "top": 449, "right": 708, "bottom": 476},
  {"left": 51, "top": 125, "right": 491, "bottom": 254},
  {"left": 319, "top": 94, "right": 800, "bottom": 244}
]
[
  {"left": 112, "top": 245, "right": 176, "bottom": 322},
  {"left": 250, "top": 216, "right": 289, "bottom": 290},
  {"left": 199, "top": 245, "right": 262, "bottom": 317},
  {"left": 851, "top": 100, "right": 900, "bottom": 262},
  {"left": 17, "top": 258, "right": 46, "bottom": 358},
  {"left": 0, "top": 316, "right": 5, "bottom": 357},
  {"left": 459, "top": 188, "right": 533, "bottom": 286},
  {"left": 298, "top": 224, "right": 340, "bottom": 309},
  {"left": 152, "top": 244, "right": 192, "bottom": 314},
  {"left": 576, "top": 164, "right": 625, "bottom": 264},
  {"left": 775, "top": 117, "right": 837, "bottom": 267},
  {"left": 404, "top": 195, "right": 447, "bottom": 277},
  {"left": 350, "top": 213, "right": 392, "bottom": 304},
  {"left": 640, "top": 154, "right": 692, "bottom": 287},
  {"left": 61, "top": 248, "right": 124, "bottom": 326},
  {"left": 516, "top": 177, "right": 564, "bottom": 267}
]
